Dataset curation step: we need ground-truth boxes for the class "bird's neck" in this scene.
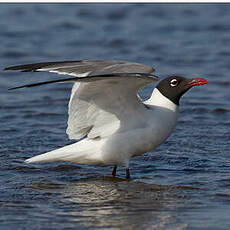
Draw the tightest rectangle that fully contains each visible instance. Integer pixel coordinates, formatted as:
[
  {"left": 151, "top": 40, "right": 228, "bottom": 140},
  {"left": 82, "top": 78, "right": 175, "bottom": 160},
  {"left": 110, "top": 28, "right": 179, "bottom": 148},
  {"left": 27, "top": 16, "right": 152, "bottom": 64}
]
[{"left": 145, "top": 88, "right": 178, "bottom": 112}]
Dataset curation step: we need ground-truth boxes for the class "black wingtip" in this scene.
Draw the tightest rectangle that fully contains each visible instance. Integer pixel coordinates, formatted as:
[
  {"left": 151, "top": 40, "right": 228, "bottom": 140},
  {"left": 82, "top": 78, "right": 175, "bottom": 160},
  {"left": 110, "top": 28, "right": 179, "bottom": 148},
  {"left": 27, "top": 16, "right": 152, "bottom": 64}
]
[
  {"left": 4, "top": 63, "right": 41, "bottom": 72},
  {"left": 3, "top": 60, "right": 83, "bottom": 72},
  {"left": 4, "top": 66, "right": 33, "bottom": 72},
  {"left": 7, "top": 77, "right": 78, "bottom": 91},
  {"left": 4, "top": 66, "right": 22, "bottom": 71},
  {"left": 8, "top": 86, "right": 20, "bottom": 90},
  {"left": 8, "top": 84, "right": 35, "bottom": 90}
]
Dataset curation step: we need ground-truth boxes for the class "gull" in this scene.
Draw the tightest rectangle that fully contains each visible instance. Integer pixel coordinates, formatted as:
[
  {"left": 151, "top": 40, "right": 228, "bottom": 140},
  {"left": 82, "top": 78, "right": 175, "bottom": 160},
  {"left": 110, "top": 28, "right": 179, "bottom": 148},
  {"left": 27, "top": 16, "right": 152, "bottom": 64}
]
[{"left": 4, "top": 60, "right": 208, "bottom": 179}]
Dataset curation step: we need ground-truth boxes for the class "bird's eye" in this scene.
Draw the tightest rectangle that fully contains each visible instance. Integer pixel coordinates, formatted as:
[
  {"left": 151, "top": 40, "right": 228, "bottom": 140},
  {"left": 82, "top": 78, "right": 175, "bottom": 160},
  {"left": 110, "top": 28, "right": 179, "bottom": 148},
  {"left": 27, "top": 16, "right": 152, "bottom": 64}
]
[{"left": 170, "top": 79, "right": 178, "bottom": 87}]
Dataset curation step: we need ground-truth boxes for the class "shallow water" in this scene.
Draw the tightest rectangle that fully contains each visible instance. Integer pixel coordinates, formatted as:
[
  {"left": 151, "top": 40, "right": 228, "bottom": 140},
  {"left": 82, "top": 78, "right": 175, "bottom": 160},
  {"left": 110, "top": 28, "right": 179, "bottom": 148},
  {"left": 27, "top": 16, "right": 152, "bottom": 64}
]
[{"left": 0, "top": 3, "right": 230, "bottom": 230}]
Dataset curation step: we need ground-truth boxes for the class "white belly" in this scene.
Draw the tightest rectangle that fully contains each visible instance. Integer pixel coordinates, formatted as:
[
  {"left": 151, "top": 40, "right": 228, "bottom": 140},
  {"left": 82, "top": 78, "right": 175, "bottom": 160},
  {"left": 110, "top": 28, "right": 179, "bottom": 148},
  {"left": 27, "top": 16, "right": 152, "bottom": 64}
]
[{"left": 101, "top": 106, "right": 178, "bottom": 166}]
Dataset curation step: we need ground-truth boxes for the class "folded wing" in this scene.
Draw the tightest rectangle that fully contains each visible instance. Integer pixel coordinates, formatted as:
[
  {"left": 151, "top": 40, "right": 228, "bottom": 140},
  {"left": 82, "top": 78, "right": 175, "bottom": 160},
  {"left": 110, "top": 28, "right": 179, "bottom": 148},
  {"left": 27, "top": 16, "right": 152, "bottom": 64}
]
[{"left": 5, "top": 60, "right": 158, "bottom": 140}]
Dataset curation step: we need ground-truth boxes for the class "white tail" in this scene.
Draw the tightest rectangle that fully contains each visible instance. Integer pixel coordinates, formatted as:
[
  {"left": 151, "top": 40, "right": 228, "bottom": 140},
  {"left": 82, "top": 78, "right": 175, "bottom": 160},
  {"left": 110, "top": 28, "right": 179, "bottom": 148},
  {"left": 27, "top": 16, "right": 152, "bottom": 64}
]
[{"left": 25, "top": 139, "right": 105, "bottom": 165}]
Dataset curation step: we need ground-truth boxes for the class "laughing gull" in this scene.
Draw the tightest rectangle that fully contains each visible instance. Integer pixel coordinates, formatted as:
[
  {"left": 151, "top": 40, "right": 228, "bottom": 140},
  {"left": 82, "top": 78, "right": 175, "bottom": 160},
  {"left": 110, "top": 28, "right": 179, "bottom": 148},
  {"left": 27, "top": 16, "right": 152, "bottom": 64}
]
[{"left": 5, "top": 60, "right": 208, "bottom": 179}]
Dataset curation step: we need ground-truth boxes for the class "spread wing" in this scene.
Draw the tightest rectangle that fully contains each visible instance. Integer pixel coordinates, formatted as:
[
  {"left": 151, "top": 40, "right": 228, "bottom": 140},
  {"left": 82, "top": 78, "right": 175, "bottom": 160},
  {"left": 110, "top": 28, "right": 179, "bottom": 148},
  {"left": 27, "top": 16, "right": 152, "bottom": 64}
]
[{"left": 5, "top": 60, "right": 158, "bottom": 140}]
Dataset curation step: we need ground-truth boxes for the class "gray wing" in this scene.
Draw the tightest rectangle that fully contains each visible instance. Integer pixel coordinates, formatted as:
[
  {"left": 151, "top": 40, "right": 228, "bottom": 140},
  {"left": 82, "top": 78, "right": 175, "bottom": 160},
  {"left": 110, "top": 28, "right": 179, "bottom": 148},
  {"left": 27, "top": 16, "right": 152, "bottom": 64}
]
[
  {"left": 5, "top": 60, "right": 157, "bottom": 140},
  {"left": 4, "top": 60, "right": 155, "bottom": 76}
]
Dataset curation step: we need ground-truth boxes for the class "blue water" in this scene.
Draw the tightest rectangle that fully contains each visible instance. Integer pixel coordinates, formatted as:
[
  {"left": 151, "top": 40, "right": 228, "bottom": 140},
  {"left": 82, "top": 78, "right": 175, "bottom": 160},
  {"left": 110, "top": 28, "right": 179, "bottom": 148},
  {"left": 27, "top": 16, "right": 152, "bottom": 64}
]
[{"left": 1, "top": 3, "right": 230, "bottom": 230}]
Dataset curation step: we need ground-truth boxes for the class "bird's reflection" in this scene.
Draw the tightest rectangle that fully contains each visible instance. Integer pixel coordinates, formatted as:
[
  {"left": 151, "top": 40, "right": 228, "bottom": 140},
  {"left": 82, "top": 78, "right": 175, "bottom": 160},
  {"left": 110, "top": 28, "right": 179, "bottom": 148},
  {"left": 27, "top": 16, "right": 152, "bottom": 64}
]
[{"left": 31, "top": 177, "right": 191, "bottom": 230}]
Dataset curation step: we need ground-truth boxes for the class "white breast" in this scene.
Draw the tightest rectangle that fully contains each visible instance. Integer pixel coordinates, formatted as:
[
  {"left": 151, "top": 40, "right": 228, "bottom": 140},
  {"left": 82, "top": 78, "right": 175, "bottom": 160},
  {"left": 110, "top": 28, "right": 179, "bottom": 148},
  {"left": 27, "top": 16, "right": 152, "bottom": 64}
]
[
  {"left": 144, "top": 88, "right": 179, "bottom": 149},
  {"left": 101, "top": 88, "right": 179, "bottom": 166}
]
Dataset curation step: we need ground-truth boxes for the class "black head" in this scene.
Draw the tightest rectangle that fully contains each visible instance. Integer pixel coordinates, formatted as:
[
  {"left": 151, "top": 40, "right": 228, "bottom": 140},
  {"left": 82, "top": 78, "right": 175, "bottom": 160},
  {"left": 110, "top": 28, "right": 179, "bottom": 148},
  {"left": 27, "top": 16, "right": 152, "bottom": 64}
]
[{"left": 156, "top": 76, "right": 208, "bottom": 105}]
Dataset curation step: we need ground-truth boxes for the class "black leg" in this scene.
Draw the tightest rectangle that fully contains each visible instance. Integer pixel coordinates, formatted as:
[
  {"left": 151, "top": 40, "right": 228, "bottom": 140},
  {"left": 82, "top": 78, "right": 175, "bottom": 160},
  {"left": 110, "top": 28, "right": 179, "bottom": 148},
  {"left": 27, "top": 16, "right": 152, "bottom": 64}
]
[
  {"left": 126, "top": 168, "right": 130, "bottom": 179},
  {"left": 112, "top": 165, "right": 117, "bottom": 177}
]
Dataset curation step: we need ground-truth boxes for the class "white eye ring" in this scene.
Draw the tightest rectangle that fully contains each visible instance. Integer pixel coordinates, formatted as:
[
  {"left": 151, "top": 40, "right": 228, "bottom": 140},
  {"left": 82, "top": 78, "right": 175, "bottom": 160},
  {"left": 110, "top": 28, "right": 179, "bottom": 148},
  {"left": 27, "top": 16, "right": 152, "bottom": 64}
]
[{"left": 170, "top": 79, "right": 178, "bottom": 87}]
